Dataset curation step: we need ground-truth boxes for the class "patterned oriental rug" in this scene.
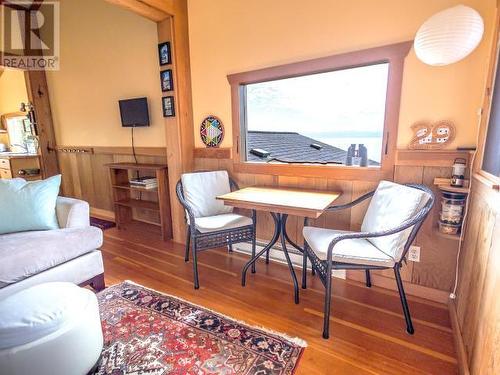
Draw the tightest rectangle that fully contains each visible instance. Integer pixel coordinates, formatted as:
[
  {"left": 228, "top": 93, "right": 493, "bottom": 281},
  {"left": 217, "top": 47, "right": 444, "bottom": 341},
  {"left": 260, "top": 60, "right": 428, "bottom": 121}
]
[{"left": 96, "top": 281, "right": 306, "bottom": 375}]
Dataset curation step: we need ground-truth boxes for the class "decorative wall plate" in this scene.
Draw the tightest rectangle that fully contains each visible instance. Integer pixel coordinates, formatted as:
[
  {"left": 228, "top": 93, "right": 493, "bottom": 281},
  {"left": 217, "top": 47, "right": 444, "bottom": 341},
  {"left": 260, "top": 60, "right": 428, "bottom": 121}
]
[
  {"left": 408, "top": 120, "right": 456, "bottom": 149},
  {"left": 200, "top": 116, "right": 224, "bottom": 147}
]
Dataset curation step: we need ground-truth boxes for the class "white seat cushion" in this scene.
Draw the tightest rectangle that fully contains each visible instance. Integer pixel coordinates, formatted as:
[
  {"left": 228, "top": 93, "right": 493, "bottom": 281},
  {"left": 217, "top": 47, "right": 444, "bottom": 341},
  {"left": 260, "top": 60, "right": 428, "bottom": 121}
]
[
  {"left": 194, "top": 213, "right": 253, "bottom": 233},
  {"left": 303, "top": 227, "right": 395, "bottom": 267},
  {"left": 361, "top": 181, "right": 430, "bottom": 260},
  {"left": 181, "top": 171, "right": 233, "bottom": 217},
  {"left": 0, "top": 282, "right": 97, "bottom": 349},
  {"left": 0, "top": 227, "right": 103, "bottom": 287}
]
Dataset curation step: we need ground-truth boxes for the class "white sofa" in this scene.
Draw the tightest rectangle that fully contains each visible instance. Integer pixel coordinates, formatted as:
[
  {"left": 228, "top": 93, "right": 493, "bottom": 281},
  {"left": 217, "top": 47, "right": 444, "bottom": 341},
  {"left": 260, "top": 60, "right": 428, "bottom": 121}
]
[{"left": 0, "top": 197, "right": 105, "bottom": 299}]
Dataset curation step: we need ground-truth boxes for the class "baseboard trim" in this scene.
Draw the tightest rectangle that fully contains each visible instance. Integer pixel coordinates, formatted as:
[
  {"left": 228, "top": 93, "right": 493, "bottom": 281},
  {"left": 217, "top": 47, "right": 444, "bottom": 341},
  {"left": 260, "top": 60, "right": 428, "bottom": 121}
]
[
  {"left": 90, "top": 207, "right": 115, "bottom": 221},
  {"left": 347, "top": 270, "right": 450, "bottom": 304},
  {"left": 449, "top": 298, "right": 470, "bottom": 375}
]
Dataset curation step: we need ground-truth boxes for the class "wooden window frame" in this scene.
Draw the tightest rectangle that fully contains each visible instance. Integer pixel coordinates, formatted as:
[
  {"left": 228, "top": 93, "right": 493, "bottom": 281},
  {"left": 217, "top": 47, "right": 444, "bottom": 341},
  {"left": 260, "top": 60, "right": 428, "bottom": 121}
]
[{"left": 227, "top": 41, "right": 412, "bottom": 181}]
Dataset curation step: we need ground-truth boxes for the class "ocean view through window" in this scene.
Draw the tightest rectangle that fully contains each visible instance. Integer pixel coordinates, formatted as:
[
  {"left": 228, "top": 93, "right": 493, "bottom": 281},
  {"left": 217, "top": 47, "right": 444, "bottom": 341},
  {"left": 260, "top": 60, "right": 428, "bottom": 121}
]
[{"left": 243, "top": 63, "right": 390, "bottom": 166}]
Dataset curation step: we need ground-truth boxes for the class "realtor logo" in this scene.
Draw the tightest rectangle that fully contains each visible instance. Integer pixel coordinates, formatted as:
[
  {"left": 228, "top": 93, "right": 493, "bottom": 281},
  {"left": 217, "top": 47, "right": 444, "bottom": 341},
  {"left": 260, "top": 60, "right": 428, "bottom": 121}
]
[{"left": 1, "top": 0, "right": 60, "bottom": 70}]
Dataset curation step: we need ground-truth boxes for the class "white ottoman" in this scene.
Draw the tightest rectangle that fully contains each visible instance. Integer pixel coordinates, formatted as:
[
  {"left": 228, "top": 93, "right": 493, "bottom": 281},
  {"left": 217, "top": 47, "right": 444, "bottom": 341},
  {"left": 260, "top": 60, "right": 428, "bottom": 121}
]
[{"left": 0, "top": 282, "right": 103, "bottom": 375}]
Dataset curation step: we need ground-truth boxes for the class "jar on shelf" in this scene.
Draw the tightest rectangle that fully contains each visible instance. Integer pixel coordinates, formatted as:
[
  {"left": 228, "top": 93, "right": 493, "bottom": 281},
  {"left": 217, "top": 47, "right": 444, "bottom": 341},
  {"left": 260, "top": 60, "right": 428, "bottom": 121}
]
[{"left": 439, "top": 191, "right": 467, "bottom": 235}]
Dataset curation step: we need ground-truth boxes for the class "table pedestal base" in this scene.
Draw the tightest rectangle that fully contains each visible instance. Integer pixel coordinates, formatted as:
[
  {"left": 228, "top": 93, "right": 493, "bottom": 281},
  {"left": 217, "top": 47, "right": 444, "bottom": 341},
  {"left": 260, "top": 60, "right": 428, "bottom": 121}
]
[{"left": 242, "top": 213, "right": 301, "bottom": 304}]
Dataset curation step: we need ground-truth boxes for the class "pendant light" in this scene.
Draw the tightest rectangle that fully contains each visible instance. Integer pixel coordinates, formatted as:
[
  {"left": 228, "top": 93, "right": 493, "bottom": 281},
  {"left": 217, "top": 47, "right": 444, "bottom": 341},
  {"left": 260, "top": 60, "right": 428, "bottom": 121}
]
[{"left": 414, "top": 5, "right": 484, "bottom": 66}]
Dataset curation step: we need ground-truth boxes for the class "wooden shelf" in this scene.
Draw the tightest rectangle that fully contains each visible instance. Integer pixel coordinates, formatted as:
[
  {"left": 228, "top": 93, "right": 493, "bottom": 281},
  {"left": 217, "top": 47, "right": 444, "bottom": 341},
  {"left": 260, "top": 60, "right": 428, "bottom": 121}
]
[
  {"left": 433, "top": 178, "right": 470, "bottom": 194},
  {"left": 108, "top": 162, "right": 172, "bottom": 241},
  {"left": 107, "top": 162, "right": 167, "bottom": 171},
  {"left": 112, "top": 184, "right": 158, "bottom": 193},
  {"left": 115, "top": 198, "right": 160, "bottom": 211}
]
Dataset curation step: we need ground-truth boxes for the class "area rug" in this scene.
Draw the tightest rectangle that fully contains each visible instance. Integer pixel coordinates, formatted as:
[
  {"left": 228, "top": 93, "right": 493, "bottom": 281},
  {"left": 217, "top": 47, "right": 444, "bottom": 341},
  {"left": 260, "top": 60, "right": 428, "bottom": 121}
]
[
  {"left": 90, "top": 217, "right": 116, "bottom": 230},
  {"left": 96, "top": 281, "right": 306, "bottom": 374}
]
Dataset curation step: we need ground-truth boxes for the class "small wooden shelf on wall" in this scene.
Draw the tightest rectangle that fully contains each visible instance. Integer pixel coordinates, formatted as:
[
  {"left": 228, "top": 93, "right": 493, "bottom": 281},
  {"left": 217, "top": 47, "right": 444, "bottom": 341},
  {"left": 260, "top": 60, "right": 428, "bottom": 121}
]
[
  {"left": 107, "top": 162, "right": 172, "bottom": 241},
  {"left": 433, "top": 177, "right": 470, "bottom": 194}
]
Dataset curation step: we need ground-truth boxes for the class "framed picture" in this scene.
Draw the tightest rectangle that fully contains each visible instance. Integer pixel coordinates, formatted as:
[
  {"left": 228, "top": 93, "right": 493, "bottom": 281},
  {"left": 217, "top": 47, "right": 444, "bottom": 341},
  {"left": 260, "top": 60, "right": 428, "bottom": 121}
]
[
  {"left": 158, "top": 42, "right": 171, "bottom": 66},
  {"left": 160, "top": 69, "right": 173, "bottom": 92},
  {"left": 162, "top": 96, "right": 175, "bottom": 117}
]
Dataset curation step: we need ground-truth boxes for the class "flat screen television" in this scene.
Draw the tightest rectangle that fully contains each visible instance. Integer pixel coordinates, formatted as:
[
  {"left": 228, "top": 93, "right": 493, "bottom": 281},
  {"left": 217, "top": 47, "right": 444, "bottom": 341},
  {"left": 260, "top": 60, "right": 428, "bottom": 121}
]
[{"left": 119, "top": 97, "right": 150, "bottom": 127}]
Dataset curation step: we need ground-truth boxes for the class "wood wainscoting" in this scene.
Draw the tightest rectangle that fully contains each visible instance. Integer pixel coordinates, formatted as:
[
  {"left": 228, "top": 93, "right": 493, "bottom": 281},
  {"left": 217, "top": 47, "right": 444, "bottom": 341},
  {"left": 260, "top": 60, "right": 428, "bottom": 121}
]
[
  {"left": 57, "top": 146, "right": 167, "bottom": 222},
  {"left": 452, "top": 176, "right": 499, "bottom": 375},
  {"left": 194, "top": 148, "right": 471, "bottom": 302}
]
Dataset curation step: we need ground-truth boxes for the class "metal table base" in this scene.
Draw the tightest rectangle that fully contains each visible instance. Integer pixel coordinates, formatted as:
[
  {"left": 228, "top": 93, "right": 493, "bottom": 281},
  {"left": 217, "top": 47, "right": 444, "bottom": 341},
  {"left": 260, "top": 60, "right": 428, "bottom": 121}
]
[{"left": 241, "top": 212, "right": 302, "bottom": 304}]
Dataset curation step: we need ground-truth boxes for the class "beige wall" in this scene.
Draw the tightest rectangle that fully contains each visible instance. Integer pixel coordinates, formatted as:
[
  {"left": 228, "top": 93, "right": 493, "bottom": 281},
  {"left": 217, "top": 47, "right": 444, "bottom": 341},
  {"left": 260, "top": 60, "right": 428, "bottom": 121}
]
[
  {"left": 0, "top": 68, "right": 28, "bottom": 116},
  {"left": 46, "top": 0, "right": 165, "bottom": 147},
  {"left": 188, "top": 0, "right": 495, "bottom": 149}
]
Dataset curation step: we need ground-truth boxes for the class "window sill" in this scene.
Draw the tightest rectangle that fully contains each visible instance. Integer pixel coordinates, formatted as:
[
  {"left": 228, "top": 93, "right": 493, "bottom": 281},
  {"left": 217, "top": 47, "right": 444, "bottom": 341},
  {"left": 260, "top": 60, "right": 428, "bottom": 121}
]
[{"left": 233, "top": 161, "right": 392, "bottom": 181}]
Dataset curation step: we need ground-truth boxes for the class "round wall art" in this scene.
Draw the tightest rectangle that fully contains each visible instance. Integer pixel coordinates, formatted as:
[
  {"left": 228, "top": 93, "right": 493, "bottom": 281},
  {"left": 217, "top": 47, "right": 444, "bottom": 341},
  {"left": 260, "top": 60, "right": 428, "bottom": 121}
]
[{"left": 200, "top": 115, "right": 224, "bottom": 147}]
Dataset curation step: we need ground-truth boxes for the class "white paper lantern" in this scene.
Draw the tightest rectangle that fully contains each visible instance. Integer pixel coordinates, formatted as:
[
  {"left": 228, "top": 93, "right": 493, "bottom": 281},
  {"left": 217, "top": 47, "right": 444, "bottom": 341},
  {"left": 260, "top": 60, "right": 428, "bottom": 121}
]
[{"left": 414, "top": 5, "right": 484, "bottom": 66}]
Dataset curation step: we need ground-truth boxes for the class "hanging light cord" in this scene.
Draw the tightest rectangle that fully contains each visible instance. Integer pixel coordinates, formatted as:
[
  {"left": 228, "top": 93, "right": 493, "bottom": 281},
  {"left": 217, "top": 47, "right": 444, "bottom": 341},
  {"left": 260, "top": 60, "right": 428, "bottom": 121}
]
[{"left": 450, "top": 108, "right": 482, "bottom": 299}]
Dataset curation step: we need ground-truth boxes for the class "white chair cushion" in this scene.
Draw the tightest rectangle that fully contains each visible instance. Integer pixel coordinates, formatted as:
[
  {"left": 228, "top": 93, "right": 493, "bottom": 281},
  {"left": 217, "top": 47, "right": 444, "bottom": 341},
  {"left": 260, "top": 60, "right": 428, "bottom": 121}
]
[
  {"left": 361, "top": 181, "right": 430, "bottom": 260},
  {"left": 0, "top": 282, "right": 98, "bottom": 349},
  {"left": 303, "top": 227, "right": 395, "bottom": 267},
  {"left": 181, "top": 171, "right": 233, "bottom": 218},
  {"left": 193, "top": 213, "right": 253, "bottom": 233}
]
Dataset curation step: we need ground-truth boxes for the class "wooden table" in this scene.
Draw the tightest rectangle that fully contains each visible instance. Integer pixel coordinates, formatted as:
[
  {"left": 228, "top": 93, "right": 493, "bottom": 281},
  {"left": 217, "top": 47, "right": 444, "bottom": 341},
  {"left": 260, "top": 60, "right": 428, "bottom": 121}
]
[{"left": 217, "top": 186, "right": 341, "bottom": 303}]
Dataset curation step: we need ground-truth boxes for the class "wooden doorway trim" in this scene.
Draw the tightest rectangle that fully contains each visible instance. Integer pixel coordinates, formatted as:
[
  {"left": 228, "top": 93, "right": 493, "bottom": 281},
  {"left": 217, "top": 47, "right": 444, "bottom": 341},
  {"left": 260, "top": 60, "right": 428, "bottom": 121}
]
[{"left": 104, "top": 0, "right": 195, "bottom": 243}]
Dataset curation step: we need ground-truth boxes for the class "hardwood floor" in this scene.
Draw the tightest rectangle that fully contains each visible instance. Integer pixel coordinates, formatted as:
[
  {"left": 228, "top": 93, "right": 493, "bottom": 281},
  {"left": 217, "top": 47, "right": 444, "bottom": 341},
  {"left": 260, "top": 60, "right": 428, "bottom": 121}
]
[{"left": 101, "top": 226, "right": 457, "bottom": 374}]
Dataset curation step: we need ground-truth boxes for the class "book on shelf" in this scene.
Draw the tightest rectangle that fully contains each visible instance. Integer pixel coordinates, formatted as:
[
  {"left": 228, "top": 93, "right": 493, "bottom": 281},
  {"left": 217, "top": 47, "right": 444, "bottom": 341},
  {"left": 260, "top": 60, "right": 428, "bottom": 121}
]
[{"left": 129, "top": 176, "right": 158, "bottom": 187}]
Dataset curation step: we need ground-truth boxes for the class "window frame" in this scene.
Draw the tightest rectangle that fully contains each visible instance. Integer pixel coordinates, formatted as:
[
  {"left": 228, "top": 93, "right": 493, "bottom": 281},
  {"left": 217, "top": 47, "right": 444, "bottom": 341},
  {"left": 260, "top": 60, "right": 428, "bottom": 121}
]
[
  {"left": 476, "top": 27, "right": 500, "bottom": 190},
  {"left": 227, "top": 41, "right": 412, "bottom": 181}
]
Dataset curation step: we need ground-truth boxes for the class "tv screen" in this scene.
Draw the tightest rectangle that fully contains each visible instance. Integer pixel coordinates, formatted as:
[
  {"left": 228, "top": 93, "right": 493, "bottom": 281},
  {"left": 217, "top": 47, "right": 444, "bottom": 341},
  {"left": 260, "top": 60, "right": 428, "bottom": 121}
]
[{"left": 119, "top": 97, "right": 150, "bottom": 127}]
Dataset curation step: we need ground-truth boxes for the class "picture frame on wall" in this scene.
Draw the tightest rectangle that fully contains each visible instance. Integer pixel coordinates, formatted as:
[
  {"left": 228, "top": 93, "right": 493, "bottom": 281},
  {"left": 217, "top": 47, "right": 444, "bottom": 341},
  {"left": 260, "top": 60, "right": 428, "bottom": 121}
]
[
  {"left": 158, "top": 42, "right": 171, "bottom": 66},
  {"left": 162, "top": 96, "right": 175, "bottom": 117},
  {"left": 160, "top": 69, "right": 173, "bottom": 92}
]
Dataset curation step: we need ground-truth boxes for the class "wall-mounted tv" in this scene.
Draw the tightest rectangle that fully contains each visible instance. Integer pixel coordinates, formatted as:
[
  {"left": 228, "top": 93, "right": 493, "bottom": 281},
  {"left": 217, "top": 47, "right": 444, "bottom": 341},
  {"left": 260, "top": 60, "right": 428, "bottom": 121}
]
[{"left": 119, "top": 97, "right": 150, "bottom": 127}]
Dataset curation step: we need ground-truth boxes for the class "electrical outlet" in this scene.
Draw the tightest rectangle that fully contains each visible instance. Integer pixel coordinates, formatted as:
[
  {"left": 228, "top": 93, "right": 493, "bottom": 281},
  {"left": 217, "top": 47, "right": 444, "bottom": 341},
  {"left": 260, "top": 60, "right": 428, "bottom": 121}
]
[{"left": 408, "top": 246, "right": 421, "bottom": 262}]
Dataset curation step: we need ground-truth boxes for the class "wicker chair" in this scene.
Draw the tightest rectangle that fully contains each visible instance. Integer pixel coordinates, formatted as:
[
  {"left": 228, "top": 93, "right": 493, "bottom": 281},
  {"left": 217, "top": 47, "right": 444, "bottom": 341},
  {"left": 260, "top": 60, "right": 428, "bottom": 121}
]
[
  {"left": 176, "top": 170, "right": 257, "bottom": 289},
  {"left": 302, "top": 181, "right": 434, "bottom": 339}
]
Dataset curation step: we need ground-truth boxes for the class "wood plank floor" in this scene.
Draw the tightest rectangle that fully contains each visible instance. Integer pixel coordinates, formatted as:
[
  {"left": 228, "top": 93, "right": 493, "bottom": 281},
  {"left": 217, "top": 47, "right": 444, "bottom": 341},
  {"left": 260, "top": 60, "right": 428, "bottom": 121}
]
[{"left": 101, "top": 226, "right": 457, "bottom": 375}]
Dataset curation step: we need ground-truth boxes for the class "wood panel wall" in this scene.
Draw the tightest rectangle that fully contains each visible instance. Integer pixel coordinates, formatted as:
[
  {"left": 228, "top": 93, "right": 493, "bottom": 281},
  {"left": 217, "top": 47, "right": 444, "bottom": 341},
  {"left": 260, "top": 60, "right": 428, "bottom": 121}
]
[
  {"left": 57, "top": 146, "right": 167, "bottom": 221},
  {"left": 451, "top": 2, "right": 500, "bottom": 373},
  {"left": 453, "top": 179, "right": 499, "bottom": 375},
  {"left": 194, "top": 149, "right": 471, "bottom": 301}
]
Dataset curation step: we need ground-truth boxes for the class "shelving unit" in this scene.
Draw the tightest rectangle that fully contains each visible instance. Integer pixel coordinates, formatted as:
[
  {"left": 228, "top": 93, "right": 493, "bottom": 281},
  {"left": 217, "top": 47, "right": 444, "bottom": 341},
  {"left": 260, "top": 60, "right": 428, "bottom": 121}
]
[{"left": 107, "top": 162, "right": 172, "bottom": 240}]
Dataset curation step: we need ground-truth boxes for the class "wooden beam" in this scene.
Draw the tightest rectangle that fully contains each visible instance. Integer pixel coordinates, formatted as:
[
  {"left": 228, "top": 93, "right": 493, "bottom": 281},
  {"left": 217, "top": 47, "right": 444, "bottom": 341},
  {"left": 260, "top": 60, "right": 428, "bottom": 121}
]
[
  {"left": 104, "top": 0, "right": 169, "bottom": 22},
  {"left": 139, "top": 0, "right": 175, "bottom": 15},
  {"left": 25, "top": 70, "right": 60, "bottom": 178},
  {"left": 395, "top": 149, "right": 473, "bottom": 167},
  {"left": 157, "top": 1, "right": 194, "bottom": 243}
]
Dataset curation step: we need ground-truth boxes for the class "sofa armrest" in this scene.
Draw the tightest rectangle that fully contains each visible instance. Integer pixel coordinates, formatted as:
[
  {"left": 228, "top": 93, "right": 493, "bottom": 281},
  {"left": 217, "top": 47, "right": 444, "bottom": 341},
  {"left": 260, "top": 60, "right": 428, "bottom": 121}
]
[{"left": 56, "top": 197, "right": 90, "bottom": 228}]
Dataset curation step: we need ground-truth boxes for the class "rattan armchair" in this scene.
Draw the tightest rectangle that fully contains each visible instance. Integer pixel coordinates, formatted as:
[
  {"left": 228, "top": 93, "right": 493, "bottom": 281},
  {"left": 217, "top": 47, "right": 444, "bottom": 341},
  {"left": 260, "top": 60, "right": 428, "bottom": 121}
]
[
  {"left": 302, "top": 182, "right": 434, "bottom": 339},
  {"left": 176, "top": 170, "right": 257, "bottom": 289}
]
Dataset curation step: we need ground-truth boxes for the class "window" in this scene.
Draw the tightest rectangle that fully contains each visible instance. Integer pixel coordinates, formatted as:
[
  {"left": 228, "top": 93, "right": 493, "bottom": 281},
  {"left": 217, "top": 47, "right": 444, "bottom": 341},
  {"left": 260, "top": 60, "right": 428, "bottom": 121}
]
[
  {"left": 244, "top": 63, "right": 389, "bottom": 166},
  {"left": 228, "top": 42, "right": 412, "bottom": 179}
]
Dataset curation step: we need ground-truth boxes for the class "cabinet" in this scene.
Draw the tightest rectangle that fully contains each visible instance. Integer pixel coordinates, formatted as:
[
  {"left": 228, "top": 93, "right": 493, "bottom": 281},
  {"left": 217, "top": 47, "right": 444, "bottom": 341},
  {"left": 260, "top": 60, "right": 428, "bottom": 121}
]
[{"left": 0, "top": 156, "right": 41, "bottom": 180}]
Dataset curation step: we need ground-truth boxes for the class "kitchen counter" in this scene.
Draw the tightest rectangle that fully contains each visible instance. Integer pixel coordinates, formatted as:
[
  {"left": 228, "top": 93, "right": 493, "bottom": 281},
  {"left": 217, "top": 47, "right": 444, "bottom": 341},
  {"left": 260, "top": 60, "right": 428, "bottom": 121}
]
[{"left": 0, "top": 152, "right": 40, "bottom": 159}]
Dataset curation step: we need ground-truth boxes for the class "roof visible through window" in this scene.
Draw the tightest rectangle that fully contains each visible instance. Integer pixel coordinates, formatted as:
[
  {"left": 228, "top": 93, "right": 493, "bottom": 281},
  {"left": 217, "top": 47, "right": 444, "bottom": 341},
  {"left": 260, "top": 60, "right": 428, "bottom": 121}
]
[{"left": 244, "top": 63, "right": 389, "bottom": 166}]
